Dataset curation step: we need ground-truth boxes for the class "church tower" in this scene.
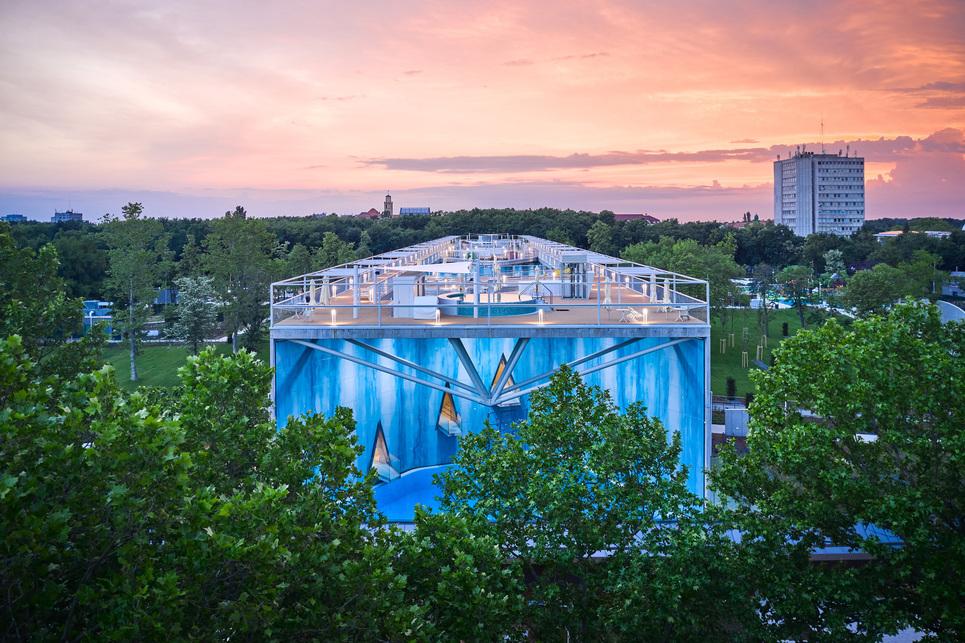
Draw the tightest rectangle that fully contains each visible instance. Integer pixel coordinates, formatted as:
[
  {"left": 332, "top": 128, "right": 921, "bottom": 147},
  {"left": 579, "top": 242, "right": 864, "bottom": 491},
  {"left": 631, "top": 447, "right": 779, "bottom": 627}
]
[{"left": 384, "top": 192, "right": 393, "bottom": 217}]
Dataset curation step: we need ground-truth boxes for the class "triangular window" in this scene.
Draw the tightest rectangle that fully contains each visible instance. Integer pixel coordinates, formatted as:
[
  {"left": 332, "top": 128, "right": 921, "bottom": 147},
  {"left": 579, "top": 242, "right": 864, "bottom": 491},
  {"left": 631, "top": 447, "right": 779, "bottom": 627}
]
[
  {"left": 490, "top": 354, "right": 520, "bottom": 406},
  {"left": 369, "top": 421, "right": 399, "bottom": 482},
  {"left": 437, "top": 384, "right": 462, "bottom": 436}
]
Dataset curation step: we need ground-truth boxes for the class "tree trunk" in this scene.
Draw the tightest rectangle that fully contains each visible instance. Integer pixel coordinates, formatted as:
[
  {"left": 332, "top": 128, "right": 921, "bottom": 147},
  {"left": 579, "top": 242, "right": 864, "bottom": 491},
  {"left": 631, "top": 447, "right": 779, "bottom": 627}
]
[
  {"left": 797, "top": 300, "right": 805, "bottom": 328},
  {"left": 129, "top": 278, "right": 137, "bottom": 381}
]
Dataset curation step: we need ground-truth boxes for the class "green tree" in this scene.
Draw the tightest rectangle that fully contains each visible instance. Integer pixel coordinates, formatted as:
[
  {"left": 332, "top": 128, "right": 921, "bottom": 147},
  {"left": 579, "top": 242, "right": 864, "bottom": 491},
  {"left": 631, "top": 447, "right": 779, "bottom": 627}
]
[
  {"left": 51, "top": 229, "right": 109, "bottom": 299},
  {"left": 0, "top": 224, "right": 103, "bottom": 380},
  {"left": 842, "top": 263, "right": 905, "bottom": 318},
  {"left": 204, "top": 206, "right": 277, "bottom": 353},
  {"left": 776, "top": 264, "right": 813, "bottom": 328},
  {"left": 0, "top": 341, "right": 427, "bottom": 640},
  {"left": 284, "top": 242, "right": 313, "bottom": 277},
  {"left": 176, "top": 232, "right": 204, "bottom": 278},
  {"left": 899, "top": 249, "right": 947, "bottom": 302},
  {"left": 167, "top": 275, "right": 218, "bottom": 354},
  {"left": 439, "top": 366, "right": 752, "bottom": 641},
  {"left": 586, "top": 220, "right": 615, "bottom": 256},
  {"left": 314, "top": 231, "right": 356, "bottom": 270},
  {"left": 355, "top": 231, "right": 372, "bottom": 260},
  {"left": 752, "top": 262, "right": 776, "bottom": 336},
  {"left": 102, "top": 202, "right": 170, "bottom": 381},
  {"left": 622, "top": 235, "right": 743, "bottom": 327},
  {"left": 823, "top": 248, "right": 846, "bottom": 282},
  {"left": 713, "top": 304, "right": 965, "bottom": 641}
]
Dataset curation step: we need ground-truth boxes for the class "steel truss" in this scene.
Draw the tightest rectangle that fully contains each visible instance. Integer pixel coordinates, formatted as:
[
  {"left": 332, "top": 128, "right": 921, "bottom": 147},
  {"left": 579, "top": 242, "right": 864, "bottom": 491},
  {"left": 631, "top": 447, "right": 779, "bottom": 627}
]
[{"left": 284, "top": 336, "right": 694, "bottom": 409}]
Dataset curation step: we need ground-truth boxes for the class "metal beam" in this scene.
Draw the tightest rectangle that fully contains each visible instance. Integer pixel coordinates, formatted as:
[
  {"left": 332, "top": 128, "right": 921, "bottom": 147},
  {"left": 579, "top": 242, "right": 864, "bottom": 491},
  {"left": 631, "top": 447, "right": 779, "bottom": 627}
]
[
  {"left": 449, "top": 338, "right": 491, "bottom": 399},
  {"left": 344, "top": 338, "right": 477, "bottom": 395},
  {"left": 489, "top": 338, "right": 530, "bottom": 403},
  {"left": 503, "top": 337, "right": 643, "bottom": 394},
  {"left": 494, "top": 337, "right": 691, "bottom": 406},
  {"left": 287, "top": 339, "right": 489, "bottom": 405}
]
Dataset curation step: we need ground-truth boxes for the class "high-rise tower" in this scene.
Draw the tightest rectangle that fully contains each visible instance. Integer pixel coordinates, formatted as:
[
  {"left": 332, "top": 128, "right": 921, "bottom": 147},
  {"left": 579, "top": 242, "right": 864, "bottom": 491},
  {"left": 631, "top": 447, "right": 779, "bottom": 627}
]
[
  {"left": 384, "top": 192, "right": 393, "bottom": 217},
  {"left": 774, "top": 149, "right": 864, "bottom": 236}
]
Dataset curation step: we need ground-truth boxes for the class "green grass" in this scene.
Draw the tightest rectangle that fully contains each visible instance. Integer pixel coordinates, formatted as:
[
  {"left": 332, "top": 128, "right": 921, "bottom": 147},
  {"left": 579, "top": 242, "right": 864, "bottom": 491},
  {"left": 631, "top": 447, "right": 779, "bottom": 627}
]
[
  {"left": 103, "top": 340, "right": 269, "bottom": 391},
  {"left": 709, "top": 307, "right": 850, "bottom": 398}
]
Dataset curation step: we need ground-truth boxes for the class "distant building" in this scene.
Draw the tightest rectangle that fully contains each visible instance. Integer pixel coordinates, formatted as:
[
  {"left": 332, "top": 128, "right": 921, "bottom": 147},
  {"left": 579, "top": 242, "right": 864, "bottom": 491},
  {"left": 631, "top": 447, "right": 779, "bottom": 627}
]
[
  {"left": 726, "top": 212, "right": 761, "bottom": 229},
  {"left": 399, "top": 207, "right": 431, "bottom": 215},
  {"left": 384, "top": 192, "right": 393, "bottom": 217},
  {"left": 774, "top": 148, "right": 864, "bottom": 236},
  {"left": 874, "top": 230, "right": 952, "bottom": 244},
  {"left": 357, "top": 208, "right": 381, "bottom": 219},
  {"left": 3, "top": 214, "right": 27, "bottom": 223},
  {"left": 613, "top": 213, "right": 659, "bottom": 223},
  {"left": 52, "top": 210, "right": 83, "bottom": 223}
]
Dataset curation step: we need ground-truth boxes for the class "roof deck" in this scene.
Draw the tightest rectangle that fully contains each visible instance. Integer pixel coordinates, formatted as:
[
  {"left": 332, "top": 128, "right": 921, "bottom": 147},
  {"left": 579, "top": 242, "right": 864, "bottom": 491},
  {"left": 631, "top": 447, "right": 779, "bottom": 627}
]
[{"left": 270, "top": 235, "right": 710, "bottom": 339}]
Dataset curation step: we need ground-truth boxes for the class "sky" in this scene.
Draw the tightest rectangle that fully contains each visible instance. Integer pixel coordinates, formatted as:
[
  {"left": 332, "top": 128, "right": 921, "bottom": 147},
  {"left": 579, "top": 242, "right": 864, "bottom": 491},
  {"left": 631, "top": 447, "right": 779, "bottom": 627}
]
[{"left": 1, "top": 0, "right": 963, "bottom": 222}]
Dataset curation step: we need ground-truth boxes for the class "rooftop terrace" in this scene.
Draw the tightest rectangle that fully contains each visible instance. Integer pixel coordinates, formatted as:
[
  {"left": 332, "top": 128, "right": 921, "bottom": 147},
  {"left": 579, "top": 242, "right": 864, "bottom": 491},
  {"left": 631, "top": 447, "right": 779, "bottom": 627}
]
[{"left": 270, "top": 235, "right": 710, "bottom": 339}]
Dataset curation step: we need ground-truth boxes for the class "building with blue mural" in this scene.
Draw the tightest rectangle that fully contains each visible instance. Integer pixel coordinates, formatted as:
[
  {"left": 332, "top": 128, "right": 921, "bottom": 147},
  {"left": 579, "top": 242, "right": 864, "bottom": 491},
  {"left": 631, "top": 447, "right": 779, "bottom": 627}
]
[{"left": 270, "top": 235, "right": 711, "bottom": 521}]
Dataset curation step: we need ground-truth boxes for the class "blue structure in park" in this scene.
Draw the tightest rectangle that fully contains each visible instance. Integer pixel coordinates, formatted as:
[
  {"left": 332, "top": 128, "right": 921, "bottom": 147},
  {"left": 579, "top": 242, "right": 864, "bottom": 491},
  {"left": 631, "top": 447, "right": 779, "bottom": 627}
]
[{"left": 270, "top": 235, "right": 711, "bottom": 521}]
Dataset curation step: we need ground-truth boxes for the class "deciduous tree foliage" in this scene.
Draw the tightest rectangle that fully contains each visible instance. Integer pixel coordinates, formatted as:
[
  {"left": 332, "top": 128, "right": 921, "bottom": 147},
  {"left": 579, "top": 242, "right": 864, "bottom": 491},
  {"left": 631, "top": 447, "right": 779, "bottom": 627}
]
[
  {"left": 713, "top": 303, "right": 965, "bottom": 642},
  {"left": 0, "top": 222, "right": 102, "bottom": 379},
  {"left": 622, "top": 235, "right": 744, "bottom": 326},
  {"left": 439, "top": 366, "right": 756, "bottom": 642},
  {"left": 167, "top": 275, "right": 218, "bottom": 354},
  {"left": 103, "top": 202, "right": 170, "bottom": 381},
  {"left": 0, "top": 338, "right": 520, "bottom": 641},
  {"left": 204, "top": 206, "right": 278, "bottom": 353}
]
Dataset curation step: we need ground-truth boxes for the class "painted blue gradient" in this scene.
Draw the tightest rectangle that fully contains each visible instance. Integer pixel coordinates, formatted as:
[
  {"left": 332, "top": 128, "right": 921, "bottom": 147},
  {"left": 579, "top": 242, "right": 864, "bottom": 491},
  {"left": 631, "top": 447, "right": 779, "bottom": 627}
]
[{"left": 274, "top": 336, "right": 705, "bottom": 517}]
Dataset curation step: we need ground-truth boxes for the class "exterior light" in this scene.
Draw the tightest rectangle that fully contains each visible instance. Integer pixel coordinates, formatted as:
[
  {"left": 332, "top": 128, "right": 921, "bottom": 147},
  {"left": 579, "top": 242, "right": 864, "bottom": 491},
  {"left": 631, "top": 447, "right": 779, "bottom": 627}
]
[
  {"left": 330, "top": 309, "right": 337, "bottom": 325},
  {"left": 435, "top": 308, "right": 441, "bottom": 325},
  {"left": 538, "top": 309, "right": 545, "bottom": 325}
]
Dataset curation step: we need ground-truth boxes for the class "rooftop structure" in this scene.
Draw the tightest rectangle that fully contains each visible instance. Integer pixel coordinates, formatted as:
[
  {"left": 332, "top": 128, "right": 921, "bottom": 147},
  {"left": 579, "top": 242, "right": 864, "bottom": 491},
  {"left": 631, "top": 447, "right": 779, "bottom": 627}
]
[
  {"left": 270, "top": 235, "right": 711, "bottom": 520},
  {"left": 51, "top": 209, "right": 83, "bottom": 223},
  {"left": 774, "top": 148, "right": 864, "bottom": 236},
  {"left": 874, "top": 230, "right": 952, "bottom": 243},
  {"left": 398, "top": 207, "right": 431, "bottom": 215}
]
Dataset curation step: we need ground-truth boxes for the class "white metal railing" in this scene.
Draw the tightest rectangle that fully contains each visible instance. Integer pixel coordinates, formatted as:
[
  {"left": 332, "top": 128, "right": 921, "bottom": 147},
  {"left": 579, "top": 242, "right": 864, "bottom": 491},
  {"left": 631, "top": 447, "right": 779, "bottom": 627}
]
[{"left": 269, "top": 235, "right": 709, "bottom": 328}]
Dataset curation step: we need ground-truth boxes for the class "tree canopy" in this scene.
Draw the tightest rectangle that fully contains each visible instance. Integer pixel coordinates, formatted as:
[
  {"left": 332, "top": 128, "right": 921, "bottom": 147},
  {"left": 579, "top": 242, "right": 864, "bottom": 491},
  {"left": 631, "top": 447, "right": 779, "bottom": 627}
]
[{"left": 713, "top": 303, "right": 965, "bottom": 641}]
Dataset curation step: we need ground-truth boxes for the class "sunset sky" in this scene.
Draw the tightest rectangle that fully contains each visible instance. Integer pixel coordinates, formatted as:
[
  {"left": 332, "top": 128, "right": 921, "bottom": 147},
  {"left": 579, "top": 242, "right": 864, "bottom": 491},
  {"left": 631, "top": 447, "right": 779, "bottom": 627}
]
[{"left": 1, "top": 0, "right": 963, "bottom": 222}]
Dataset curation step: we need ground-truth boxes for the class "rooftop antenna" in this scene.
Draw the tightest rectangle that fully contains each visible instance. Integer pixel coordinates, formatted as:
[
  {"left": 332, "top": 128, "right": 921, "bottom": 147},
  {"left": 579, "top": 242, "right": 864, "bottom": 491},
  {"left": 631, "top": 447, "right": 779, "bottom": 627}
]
[{"left": 820, "top": 117, "right": 825, "bottom": 153}]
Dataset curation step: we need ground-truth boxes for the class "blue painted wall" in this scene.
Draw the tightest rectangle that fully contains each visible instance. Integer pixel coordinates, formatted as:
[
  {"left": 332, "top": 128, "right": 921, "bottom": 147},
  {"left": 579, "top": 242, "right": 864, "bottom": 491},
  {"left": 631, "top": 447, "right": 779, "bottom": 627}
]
[{"left": 275, "top": 336, "right": 706, "bottom": 503}]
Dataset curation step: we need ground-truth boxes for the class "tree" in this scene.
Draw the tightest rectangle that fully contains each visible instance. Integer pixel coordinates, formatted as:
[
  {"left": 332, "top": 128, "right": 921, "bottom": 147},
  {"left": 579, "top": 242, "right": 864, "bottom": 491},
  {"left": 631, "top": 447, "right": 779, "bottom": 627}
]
[
  {"left": 103, "top": 203, "right": 170, "bottom": 381},
  {"left": 439, "top": 366, "right": 754, "bottom": 641},
  {"left": 713, "top": 304, "right": 965, "bottom": 641},
  {"left": 0, "top": 223, "right": 103, "bottom": 380},
  {"left": 586, "top": 220, "right": 615, "bottom": 256},
  {"left": 0, "top": 341, "right": 428, "bottom": 640},
  {"left": 176, "top": 233, "right": 204, "bottom": 278},
  {"left": 204, "top": 206, "right": 277, "bottom": 353},
  {"left": 752, "top": 262, "right": 776, "bottom": 336},
  {"left": 314, "top": 231, "right": 356, "bottom": 270},
  {"left": 355, "top": 231, "right": 372, "bottom": 260},
  {"left": 167, "top": 275, "right": 218, "bottom": 354},
  {"left": 899, "top": 249, "right": 947, "bottom": 302},
  {"left": 622, "top": 235, "right": 744, "bottom": 327},
  {"left": 776, "top": 264, "right": 813, "bottom": 328},
  {"left": 842, "top": 263, "right": 905, "bottom": 318}
]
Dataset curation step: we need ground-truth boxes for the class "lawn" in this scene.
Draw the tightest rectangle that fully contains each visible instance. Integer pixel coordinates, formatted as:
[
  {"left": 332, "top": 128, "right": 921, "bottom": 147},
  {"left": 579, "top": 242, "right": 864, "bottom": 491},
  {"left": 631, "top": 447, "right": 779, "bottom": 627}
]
[
  {"left": 103, "top": 340, "right": 270, "bottom": 391},
  {"left": 709, "top": 307, "right": 849, "bottom": 399}
]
